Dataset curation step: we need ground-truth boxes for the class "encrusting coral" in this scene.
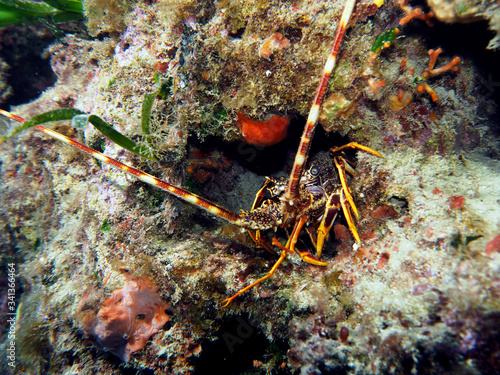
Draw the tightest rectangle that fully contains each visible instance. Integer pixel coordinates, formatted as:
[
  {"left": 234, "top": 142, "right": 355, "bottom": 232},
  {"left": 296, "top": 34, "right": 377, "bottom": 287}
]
[{"left": 78, "top": 270, "right": 169, "bottom": 362}]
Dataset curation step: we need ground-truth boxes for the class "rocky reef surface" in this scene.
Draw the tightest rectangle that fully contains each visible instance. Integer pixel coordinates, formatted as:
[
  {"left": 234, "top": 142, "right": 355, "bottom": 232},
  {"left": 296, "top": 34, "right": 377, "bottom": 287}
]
[{"left": 0, "top": 0, "right": 499, "bottom": 374}]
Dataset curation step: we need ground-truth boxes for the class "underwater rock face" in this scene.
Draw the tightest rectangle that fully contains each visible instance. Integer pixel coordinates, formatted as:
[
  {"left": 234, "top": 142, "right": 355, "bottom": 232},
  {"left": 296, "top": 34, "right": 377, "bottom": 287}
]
[
  {"left": 79, "top": 271, "right": 169, "bottom": 362},
  {"left": 426, "top": 0, "right": 500, "bottom": 49},
  {"left": 0, "top": 0, "right": 499, "bottom": 374}
]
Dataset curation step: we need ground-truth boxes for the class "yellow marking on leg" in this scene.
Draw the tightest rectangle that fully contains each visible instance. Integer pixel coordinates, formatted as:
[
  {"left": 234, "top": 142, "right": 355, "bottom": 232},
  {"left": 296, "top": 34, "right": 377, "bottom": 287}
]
[
  {"left": 316, "top": 203, "right": 339, "bottom": 258},
  {"left": 334, "top": 157, "right": 359, "bottom": 218},
  {"left": 286, "top": 215, "right": 308, "bottom": 252},
  {"left": 340, "top": 191, "right": 361, "bottom": 244}
]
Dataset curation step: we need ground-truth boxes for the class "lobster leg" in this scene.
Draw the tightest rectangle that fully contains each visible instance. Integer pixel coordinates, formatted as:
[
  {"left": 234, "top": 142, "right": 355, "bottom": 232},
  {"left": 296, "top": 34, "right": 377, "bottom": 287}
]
[
  {"left": 329, "top": 142, "right": 384, "bottom": 158},
  {"left": 246, "top": 230, "right": 274, "bottom": 254},
  {"left": 339, "top": 189, "right": 361, "bottom": 244},
  {"left": 220, "top": 238, "right": 289, "bottom": 308},
  {"left": 250, "top": 177, "right": 275, "bottom": 211},
  {"left": 316, "top": 193, "right": 341, "bottom": 258},
  {"left": 331, "top": 142, "right": 383, "bottom": 236},
  {"left": 287, "top": 216, "right": 329, "bottom": 266},
  {"left": 305, "top": 225, "right": 318, "bottom": 248},
  {"left": 334, "top": 156, "right": 360, "bottom": 219},
  {"left": 286, "top": 215, "right": 308, "bottom": 251}
]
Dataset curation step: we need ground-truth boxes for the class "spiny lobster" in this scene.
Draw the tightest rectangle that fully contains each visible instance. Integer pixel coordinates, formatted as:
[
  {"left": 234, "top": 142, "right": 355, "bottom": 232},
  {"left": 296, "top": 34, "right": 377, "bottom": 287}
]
[{"left": 0, "top": 0, "right": 381, "bottom": 307}]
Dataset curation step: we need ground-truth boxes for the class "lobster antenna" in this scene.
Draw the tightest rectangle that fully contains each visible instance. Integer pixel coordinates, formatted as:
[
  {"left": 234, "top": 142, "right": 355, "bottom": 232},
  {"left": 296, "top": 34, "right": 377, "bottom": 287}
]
[
  {"left": 0, "top": 109, "right": 243, "bottom": 225},
  {"left": 284, "top": 0, "right": 357, "bottom": 205}
]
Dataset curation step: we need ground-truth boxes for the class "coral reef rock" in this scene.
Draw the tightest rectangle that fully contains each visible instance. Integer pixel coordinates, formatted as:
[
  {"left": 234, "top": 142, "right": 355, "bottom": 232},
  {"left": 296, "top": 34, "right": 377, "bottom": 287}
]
[{"left": 0, "top": 0, "right": 499, "bottom": 374}]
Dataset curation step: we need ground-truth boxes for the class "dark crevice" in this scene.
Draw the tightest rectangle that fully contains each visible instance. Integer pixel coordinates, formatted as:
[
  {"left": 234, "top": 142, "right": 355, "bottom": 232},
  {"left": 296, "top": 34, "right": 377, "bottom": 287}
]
[
  {"left": 0, "top": 26, "right": 58, "bottom": 108},
  {"left": 192, "top": 314, "right": 289, "bottom": 375}
]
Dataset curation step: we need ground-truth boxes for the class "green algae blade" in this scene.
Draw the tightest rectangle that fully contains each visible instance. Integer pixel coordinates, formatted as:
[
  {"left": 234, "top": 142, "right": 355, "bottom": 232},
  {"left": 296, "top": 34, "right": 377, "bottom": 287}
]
[
  {"left": 0, "top": 9, "right": 25, "bottom": 25},
  {"left": 0, "top": 0, "right": 56, "bottom": 16},
  {"left": 0, "top": 108, "right": 85, "bottom": 142},
  {"left": 87, "top": 115, "right": 157, "bottom": 160},
  {"left": 51, "top": 10, "right": 84, "bottom": 23},
  {"left": 141, "top": 93, "right": 156, "bottom": 135},
  {"left": 0, "top": 0, "right": 83, "bottom": 26},
  {"left": 43, "top": 0, "right": 83, "bottom": 13},
  {"left": 1, "top": 108, "right": 157, "bottom": 160}
]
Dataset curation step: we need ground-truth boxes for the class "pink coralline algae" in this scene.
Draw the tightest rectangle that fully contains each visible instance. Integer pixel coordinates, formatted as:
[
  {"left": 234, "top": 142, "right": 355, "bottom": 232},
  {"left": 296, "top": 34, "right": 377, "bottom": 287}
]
[
  {"left": 485, "top": 235, "right": 500, "bottom": 256},
  {"left": 81, "top": 272, "right": 169, "bottom": 362},
  {"left": 259, "top": 32, "right": 291, "bottom": 59}
]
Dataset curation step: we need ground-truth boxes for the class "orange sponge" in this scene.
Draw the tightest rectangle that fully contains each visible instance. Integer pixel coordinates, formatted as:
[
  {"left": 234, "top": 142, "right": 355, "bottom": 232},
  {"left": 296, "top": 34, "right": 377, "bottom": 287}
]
[
  {"left": 238, "top": 113, "right": 290, "bottom": 146},
  {"left": 81, "top": 271, "right": 169, "bottom": 362}
]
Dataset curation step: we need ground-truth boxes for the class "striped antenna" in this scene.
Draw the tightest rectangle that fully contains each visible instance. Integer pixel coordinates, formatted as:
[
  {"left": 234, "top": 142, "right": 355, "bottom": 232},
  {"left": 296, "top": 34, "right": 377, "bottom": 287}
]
[
  {"left": 284, "top": 0, "right": 357, "bottom": 205},
  {"left": 0, "top": 109, "right": 244, "bottom": 225}
]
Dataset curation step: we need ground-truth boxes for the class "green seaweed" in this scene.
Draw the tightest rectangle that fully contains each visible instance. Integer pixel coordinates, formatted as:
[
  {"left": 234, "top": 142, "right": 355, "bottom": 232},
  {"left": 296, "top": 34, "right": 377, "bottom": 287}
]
[
  {"left": 450, "top": 233, "right": 482, "bottom": 250},
  {"left": 141, "top": 92, "right": 156, "bottom": 135},
  {"left": 89, "top": 136, "right": 106, "bottom": 167},
  {"left": 42, "top": 0, "right": 83, "bottom": 13},
  {"left": 0, "top": 108, "right": 84, "bottom": 141},
  {"left": 87, "top": 114, "right": 157, "bottom": 160},
  {"left": 107, "top": 77, "right": 118, "bottom": 88},
  {"left": 450, "top": 233, "right": 462, "bottom": 250},
  {"left": 100, "top": 219, "right": 111, "bottom": 232},
  {"left": 140, "top": 74, "right": 174, "bottom": 135},
  {"left": 213, "top": 107, "right": 228, "bottom": 122},
  {"left": 1, "top": 108, "right": 157, "bottom": 160},
  {"left": 371, "top": 28, "right": 399, "bottom": 54},
  {"left": 89, "top": 135, "right": 105, "bottom": 153},
  {"left": 33, "top": 237, "right": 41, "bottom": 251},
  {"left": 157, "top": 76, "right": 173, "bottom": 100},
  {"left": 0, "top": 0, "right": 84, "bottom": 27}
]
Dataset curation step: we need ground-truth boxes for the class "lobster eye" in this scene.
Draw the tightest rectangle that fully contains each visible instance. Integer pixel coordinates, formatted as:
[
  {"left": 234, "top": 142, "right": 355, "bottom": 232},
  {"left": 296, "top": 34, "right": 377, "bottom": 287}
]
[{"left": 309, "top": 165, "right": 320, "bottom": 176}]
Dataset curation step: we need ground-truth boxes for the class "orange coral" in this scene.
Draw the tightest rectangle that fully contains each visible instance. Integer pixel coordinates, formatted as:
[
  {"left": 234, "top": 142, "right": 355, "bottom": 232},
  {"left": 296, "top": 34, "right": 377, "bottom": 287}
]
[
  {"left": 417, "top": 83, "right": 438, "bottom": 102},
  {"left": 81, "top": 271, "right": 169, "bottom": 362},
  {"left": 237, "top": 113, "right": 290, "bottom": 146},
  {"left": 422, "top": 48, "right": 461, "bottom": 79},
  {"left": 411, "top": 48, "right": 460, "bottom": 102},
  {"left": 259, "top": 32, "right": 291, "bottom": 59},
  {"left": 366, "top": 77, "right": 386, "bottom": 95},
  {"left": 397, "top": 0, "right": 434, "bottom": 26}
]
